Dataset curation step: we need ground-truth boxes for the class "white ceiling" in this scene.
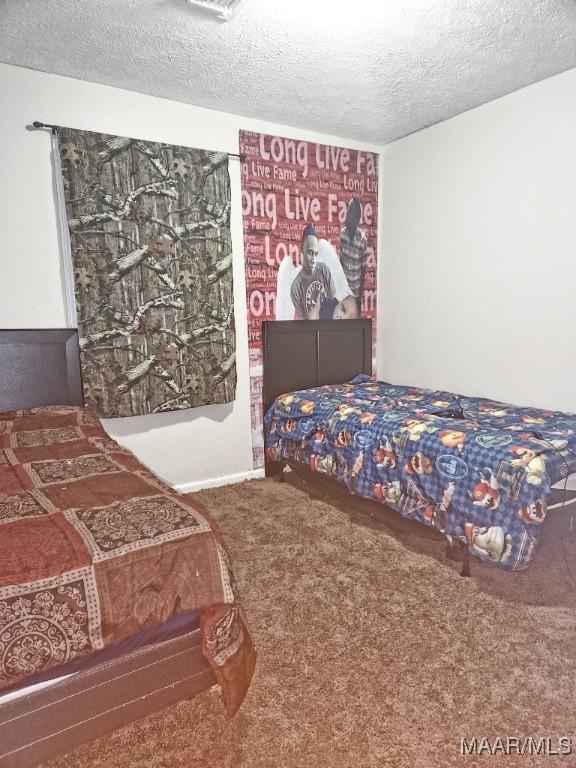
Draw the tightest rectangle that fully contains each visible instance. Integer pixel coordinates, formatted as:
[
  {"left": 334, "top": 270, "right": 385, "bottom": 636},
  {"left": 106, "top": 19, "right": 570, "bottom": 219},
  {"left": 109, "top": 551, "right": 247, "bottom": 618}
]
[{"left": 2, "top": 0, "right": 576, "bottom": 145}]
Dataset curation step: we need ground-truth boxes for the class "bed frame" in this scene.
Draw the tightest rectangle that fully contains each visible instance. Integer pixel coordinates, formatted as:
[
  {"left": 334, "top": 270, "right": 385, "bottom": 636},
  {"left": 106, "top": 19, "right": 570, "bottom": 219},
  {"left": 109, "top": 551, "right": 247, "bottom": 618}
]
[
  {"left": 262, "top": 319, "right": 373, "bottom": 416},
  {"left": 262, "top": 319, "right": 471, "bottom": 575},
  {"left": 0, "top": 329, "right": 216, "bottom": 768},
  {"left": 0, "top": 329, "right": 83, "bottom": 411},
  {"left": 263, "top": 318, "right": 371, "bottom": 484}
]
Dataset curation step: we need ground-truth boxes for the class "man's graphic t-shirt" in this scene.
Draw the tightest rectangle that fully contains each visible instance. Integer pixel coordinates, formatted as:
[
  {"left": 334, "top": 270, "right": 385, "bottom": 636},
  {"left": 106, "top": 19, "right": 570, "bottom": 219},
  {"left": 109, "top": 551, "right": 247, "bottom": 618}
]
[{"left": 290, "top": 263, "right": 336, "bottom": 318}]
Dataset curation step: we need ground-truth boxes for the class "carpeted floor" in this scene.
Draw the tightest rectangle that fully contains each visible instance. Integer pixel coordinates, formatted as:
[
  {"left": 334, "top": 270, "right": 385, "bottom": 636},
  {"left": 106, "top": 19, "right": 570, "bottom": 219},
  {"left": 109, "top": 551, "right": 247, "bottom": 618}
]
[{"left": 43, "top": 477, "right": 576, "bottom": 768}]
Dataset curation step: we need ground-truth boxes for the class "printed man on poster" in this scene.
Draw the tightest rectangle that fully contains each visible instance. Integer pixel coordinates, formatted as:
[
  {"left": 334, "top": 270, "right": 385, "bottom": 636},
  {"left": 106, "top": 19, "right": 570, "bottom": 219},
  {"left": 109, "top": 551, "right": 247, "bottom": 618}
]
[
  {"left": 339, "top": 198, "right": 368, "bottom": 313},
  {"left": 239, "top": 130, "right": 379, "bottom": 466},
  {"left": 282, "top": 223, "right": 359, "bottom": 321}
]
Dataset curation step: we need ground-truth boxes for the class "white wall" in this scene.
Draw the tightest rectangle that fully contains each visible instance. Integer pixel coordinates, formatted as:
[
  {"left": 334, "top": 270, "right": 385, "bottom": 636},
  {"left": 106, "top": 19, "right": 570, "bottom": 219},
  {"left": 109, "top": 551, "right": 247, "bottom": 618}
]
[
  {"left": 0, "top": 63, "right": 381, "bottom": 489},
  {"left": 379, "top": 67, "right": 576, "bottom": 413},
  {"left": 7, "top": 59, "right": 572, "bottom": 491}
]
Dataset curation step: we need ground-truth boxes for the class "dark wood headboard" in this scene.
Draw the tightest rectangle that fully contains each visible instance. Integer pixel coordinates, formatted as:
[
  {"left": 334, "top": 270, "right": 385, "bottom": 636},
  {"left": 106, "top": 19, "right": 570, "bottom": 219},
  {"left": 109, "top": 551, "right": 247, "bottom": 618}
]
[
  {"left": 262, "top": 319, "right": 372, "bottom": 415},
  {"left": 0, "top": 329, "right": 83, "bottom": 411}
]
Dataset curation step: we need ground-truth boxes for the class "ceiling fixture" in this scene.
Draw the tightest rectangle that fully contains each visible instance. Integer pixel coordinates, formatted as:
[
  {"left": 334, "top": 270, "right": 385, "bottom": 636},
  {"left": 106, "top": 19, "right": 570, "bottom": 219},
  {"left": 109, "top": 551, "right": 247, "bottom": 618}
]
[{"left": 185, "top": 0, "right": 245, "bottom": 20}]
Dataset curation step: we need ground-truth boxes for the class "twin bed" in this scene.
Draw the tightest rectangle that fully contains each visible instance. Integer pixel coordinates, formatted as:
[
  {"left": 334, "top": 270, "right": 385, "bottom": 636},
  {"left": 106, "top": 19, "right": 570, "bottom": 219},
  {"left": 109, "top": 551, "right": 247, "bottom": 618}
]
[
  {"left": 262, "top": 320, "right": 576, "bottom": 573},
  {"left": 0, "top": 330, "right": 255, "bottom": 768}
]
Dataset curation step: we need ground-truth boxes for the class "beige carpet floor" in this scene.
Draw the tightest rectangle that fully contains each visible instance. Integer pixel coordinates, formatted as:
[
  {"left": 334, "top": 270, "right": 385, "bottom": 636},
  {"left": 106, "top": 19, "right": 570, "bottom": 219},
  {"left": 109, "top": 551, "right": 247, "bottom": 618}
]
[{"left": 43, "top": 478, "right": 576, "bottom": 768}]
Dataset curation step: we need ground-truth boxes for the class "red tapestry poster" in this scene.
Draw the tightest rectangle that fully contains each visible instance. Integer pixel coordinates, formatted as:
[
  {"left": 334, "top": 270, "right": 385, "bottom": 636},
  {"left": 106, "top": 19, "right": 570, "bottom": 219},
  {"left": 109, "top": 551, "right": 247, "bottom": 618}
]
[{"left": 239, "top": 130, "right": 379, "bottom": 467}]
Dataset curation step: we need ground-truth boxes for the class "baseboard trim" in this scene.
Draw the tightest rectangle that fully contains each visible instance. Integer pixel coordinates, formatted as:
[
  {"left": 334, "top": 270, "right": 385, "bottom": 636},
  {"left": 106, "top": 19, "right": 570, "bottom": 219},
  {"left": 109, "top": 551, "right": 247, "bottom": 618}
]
[{"left": 175, "top": 468, "right": 265, "bottom": 494}]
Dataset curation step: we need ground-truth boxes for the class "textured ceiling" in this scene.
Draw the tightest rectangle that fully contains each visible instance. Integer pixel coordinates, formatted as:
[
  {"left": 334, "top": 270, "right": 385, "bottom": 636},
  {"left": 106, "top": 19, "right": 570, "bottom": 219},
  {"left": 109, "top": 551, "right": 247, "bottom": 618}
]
[{"left": 2, "top": 0, "right": 576, "bottom": 144}]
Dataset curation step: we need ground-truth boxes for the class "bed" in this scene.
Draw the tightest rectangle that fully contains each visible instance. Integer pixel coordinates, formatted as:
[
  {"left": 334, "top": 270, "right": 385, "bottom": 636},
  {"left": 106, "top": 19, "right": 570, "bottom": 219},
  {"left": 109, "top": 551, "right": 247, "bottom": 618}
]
[
  {"left": 0, "top": 329, "right": 255, "bottom": 768},
  {"left": 262, "top": 320, "right": 576, "bottom": 573}
]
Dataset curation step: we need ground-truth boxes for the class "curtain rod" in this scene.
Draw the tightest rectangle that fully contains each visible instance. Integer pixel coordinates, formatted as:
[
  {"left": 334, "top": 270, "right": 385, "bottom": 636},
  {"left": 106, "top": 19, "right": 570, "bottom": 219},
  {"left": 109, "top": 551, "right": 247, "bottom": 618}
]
[{"left": 30, "top": 121, "right": 245, "bottom": 160}]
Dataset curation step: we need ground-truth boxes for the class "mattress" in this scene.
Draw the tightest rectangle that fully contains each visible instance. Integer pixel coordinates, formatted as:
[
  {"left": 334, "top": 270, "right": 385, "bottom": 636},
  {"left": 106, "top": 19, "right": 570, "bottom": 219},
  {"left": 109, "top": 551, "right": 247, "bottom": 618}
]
[
  {"left": 264, "top": 376, "right": 576, "bottom": 570},
  {"left": 0, "top": 671, "right": 74, "bottom": 706},
  {"left": 0, "top": 609, "right": 200, "bottom": 701}
]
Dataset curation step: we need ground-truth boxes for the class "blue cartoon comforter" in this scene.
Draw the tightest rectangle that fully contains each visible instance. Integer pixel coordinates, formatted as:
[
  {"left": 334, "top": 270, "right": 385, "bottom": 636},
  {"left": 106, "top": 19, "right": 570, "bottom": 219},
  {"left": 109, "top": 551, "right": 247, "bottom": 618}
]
[{"left": 263, "top": 376, "right": 576, "bottom": 570}]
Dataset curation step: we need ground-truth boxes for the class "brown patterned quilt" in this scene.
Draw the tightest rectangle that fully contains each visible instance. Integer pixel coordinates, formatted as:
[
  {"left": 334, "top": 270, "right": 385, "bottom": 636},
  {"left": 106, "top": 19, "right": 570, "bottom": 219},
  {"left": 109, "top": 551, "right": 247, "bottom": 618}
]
[{"left": 0, "top": 405, "right": 254, "bottom": 714}]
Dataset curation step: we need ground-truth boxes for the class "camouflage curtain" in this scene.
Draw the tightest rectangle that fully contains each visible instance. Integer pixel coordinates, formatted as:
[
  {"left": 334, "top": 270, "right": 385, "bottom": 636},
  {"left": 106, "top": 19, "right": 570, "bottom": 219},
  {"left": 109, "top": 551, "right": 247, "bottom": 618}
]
[{"left": 56, "top": 128, "right": 236, "bottom": 417}]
